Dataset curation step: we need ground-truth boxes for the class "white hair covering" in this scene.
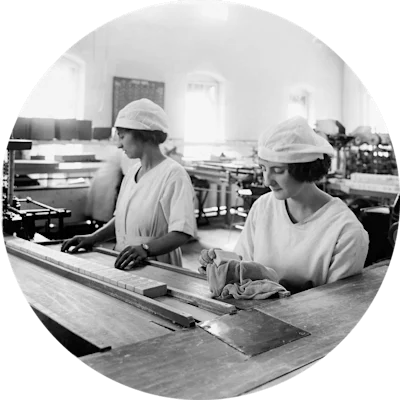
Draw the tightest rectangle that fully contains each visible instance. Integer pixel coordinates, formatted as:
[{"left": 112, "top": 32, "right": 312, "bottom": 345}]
[
  {"left": 114, "top": 98, "right": 169, "bottom": 133},
  {"left": 258, "top": 116, "right": 335, "bottom": 163}
]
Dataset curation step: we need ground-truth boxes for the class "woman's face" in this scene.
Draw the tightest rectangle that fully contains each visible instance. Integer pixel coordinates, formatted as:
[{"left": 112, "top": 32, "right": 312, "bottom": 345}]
[
  {"left": 117, "top": 129, "right": 143, "bottom": 159},
  {"left": 258, "top": 158, "right": 305, "bottom": 200}
]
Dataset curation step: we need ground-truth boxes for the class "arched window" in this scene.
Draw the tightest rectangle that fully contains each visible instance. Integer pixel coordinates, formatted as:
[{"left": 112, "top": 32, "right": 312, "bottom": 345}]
[
  {"left": 287, "top": 88, "right": 314, "bottom": 126},
  {"left": 184, "top": 73, "right": 224, "bottom": 143},
  {"left": 20, "top": 55, "right": 84, "bottom": 119}
]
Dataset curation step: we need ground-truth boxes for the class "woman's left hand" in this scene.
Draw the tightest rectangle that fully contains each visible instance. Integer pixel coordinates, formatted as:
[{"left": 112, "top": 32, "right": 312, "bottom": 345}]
[{"left": 115, "top": 245, "right": 148, "bottom": 270}]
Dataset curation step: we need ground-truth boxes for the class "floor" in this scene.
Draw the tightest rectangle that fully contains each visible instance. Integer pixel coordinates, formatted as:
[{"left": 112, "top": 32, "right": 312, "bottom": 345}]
[{"left": 181, "top": 218, "right": 242, "bottom": 272}]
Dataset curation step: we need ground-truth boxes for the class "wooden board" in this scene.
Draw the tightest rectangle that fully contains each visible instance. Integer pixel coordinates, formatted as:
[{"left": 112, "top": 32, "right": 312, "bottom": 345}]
[
  {"left": 92, "top": 268, "right": 167, "bottom": 298},
  {"left": 48, "top": 243, "right": 236, "bottom": 315},
  {"left": 167, "top": 287, "right": 236, "bottom": 315},
  {"left": 6, "top": 240, "right": 196, "bottom": 327},
  {"left": 221, "top": 297, "right": 279, "bottom": 310},
  {"left": 81, "top": 266, "right": 388, "bottom": 399},
  {"left": 44, "top": 243, "right": 211, "bottom": 296},
  {"left": 114, "top": 264, "right": 211, "bottom": 296},
  {"left": 9, "top": 254, "right": 173, "bottom": 350},
  {"left": 67, "top": 246, "right": 211, "bottom": 297},
  {"left": 156, "top": 296, "right": 219, "bottom": 323},
  {"left": 94, "top": 246, "right": 207, "bottom": 280},
  {"left": 7, "top": 239, "right": 167, "bottom": 298}
]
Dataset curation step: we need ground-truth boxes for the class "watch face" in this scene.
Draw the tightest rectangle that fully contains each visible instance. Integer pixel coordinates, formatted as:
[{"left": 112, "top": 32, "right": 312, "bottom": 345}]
[{"left": 142, "top": 243, "right": 149, "bottom": 250}]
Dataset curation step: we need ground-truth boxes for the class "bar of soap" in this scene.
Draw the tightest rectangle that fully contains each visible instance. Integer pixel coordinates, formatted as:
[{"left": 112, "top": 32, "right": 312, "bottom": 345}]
[{"left": 214, "top": 250, "right": 241, "bottom": 266}]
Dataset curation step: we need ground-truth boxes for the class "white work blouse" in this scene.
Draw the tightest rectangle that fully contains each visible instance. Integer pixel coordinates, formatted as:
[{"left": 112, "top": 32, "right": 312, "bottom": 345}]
[
  {"left": 114, "top": 158, "right": 196, "bottom": 266},
  {"left": 234, "top": 193, "right": 369, "bottom": 293}
]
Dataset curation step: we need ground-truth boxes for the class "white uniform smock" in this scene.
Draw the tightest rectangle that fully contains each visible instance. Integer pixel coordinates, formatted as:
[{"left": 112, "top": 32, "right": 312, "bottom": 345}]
[
  {"left": 114, "top": 158, "right": 196, "bottom": 266},
  {"left": 234, "top": 193, "right": 369, "bottom": 293}
]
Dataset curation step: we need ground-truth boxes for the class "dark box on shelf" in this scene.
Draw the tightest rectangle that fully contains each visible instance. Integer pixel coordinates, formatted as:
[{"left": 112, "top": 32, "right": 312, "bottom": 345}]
[
  {"left": 77, "top": 120, "right": 92, "bottom": 140},
  {"left": 12, "top": 117, "right": 31, "bottom": 139},
  {"left": 55, "top": 119, "right": 79, "bottom": 140},
  {"left": 93, "top": 127, "right": 112, "bottom": 140},
  {"left": 30, "top": 118, "right": 56, "bottom": 140}
]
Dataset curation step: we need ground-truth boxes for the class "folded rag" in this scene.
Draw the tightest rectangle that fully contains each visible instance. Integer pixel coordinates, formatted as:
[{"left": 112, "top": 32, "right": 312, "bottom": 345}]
[{"left": 206, "top": 259, "right": 290, "bottom": 300}]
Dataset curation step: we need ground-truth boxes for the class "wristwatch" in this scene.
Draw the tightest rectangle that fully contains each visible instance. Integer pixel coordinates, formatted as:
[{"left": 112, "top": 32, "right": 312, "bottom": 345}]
[{"left": 141, "top": 243, "right": 150, "bottom": 257}]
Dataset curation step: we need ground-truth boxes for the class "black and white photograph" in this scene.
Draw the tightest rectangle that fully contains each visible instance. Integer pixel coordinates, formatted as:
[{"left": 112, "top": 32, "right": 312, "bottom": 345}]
[{"left": 1, "top": 0, "right": 400, "bottom": 400}]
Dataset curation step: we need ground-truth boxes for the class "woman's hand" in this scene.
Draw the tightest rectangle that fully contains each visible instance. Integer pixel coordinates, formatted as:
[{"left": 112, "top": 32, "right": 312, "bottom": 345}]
[
  {"left": 61, "top": 234, "right": 96, "bottom": 253},
  {"left": 115, "top": 245, "right": 148, "bottom": 270},
  {"left": 199, "top": 248, "right": 218, "bottom": 266},
  {"left": 198, "top": 248, "right": 220, "bottom": 274}
]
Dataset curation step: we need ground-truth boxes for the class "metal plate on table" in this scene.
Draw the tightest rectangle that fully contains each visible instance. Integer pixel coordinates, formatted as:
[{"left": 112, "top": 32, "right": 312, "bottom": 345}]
[{"left": 199, "top": 309, "right": 310, "bottom": 356}]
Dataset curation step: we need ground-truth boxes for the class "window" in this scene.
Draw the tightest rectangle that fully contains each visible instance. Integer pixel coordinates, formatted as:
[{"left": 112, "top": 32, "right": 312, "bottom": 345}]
[
  {"left": 184, "top": 74, "right": 224, "bottom": 143},
  {"left": 20, "top": 55, "right": 83, "bottom": 119},
  {"left": 366, "top": 93, "right": 388, "bottom": 133},
  {"left": 287, "top": 88, "right": 314, "bottom": 126}
]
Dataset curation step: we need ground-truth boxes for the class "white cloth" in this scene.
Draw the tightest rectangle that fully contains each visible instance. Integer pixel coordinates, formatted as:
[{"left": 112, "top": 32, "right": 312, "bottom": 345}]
[
  {"left": 234, "top": 193, "right": 369, "bottom": 293},
  {"left": 114, "top": 158, "right": 196, "bottom": 266},
  {"left": 114, "top": 98, "right": 169, "bottom": 133},
  {"left": 206, "top": 259, "right": 290, "bottom": 300},
  {"left": 258, "top": 116, "right": 335, "bottom": 163}
]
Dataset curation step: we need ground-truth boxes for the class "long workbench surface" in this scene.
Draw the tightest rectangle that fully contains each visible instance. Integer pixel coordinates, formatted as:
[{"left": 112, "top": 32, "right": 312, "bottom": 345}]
[
  {"left": 5, "top": 237, "right": 390, "bottom": 399},
  {"left": 81, "top": 265, "right": 387, "bottom": 399},
  {"left": 9, "top": 253, "right": 175, "bottom": 350}
]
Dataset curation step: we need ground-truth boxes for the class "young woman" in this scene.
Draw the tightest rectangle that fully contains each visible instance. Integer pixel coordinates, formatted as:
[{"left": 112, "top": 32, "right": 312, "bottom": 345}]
[
  {"left": 200, "top": 116, "right": 369, "bottom": 293},
  {"left": 62, "top": 99, "right": 196, "bottom": 268}
]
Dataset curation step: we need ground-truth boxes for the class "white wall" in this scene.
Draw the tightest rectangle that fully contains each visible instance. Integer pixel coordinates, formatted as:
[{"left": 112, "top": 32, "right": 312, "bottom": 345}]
[
  {"left": 342, "top": 64, "right": 388, "bottom": 133},
  {"left": 65, "top": 2, "right": 344, "bottom": 141},
  {"left": 342, "top": 64, "right": 366, "bottom": 132}
]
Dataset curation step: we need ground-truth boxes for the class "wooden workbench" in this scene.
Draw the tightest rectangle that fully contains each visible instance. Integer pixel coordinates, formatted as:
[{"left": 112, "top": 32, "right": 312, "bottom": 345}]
[{"left": 4, "top": 237, "right": 390, "bottom": 399}]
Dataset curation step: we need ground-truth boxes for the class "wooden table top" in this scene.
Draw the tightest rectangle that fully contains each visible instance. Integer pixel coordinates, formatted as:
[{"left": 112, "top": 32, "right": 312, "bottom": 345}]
[
  {"left": 82, "top": 264, "right": 388, "bottom": 399},
  {"left": 5, "top": 237, "right": 392, "bottom": 398},
  {"left": 9, "top": 253, "right": 175, "bottom": 350}
]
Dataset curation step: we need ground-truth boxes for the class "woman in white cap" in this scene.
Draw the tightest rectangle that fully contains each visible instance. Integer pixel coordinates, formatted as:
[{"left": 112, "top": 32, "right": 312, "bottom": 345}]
[
  {"left": 62, "top": 98, "right": 196, "bottom": 268},
  {"left": 200, "top": 116, "right": 369, "bottom": 293}
]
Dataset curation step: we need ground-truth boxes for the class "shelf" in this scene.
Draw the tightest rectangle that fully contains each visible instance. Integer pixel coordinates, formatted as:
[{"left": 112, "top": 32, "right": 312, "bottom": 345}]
[{"left": 7, "top": 140, "right": 32, "bottom": 151}]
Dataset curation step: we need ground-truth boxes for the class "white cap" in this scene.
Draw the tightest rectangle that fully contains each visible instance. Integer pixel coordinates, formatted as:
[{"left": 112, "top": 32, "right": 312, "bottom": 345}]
[
  {"left": 114, "top": 98, "right": 169, "bottom": 133},
  {"left": 258, "top": 116, "right": 335, "bottom": 163}
]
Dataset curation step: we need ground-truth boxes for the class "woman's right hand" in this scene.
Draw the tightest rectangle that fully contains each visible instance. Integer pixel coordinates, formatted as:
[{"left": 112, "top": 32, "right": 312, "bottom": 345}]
[
  {"left": 198, "top": 248, "right": 221, "bottom": 274},
  {"left": 199, "top": 248, "right": 218, "bottom": 266},
  {"left": 61, "top": 234, "right": 96, "bottom": 254}
]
